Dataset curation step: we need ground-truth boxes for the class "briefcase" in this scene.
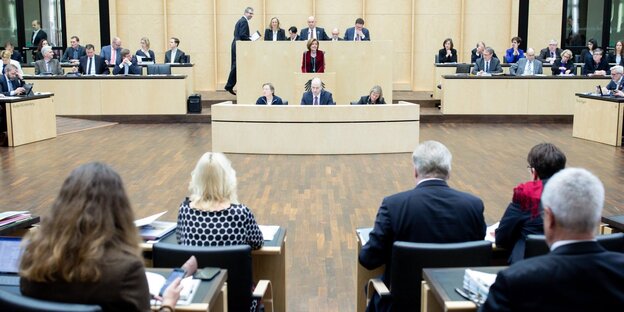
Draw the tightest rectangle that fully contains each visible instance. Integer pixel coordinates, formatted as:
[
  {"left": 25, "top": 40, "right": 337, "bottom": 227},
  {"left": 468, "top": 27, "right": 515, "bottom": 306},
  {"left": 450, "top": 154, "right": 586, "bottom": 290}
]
[{"left": 187, "top": 94, "right": 202, "bottom": 113}]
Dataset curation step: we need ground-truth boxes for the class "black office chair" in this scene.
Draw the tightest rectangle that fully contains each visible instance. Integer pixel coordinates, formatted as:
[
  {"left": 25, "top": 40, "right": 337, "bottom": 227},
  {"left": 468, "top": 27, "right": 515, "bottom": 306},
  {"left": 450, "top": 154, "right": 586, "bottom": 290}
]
[
  {"left": 367, "top": 240, "right": 493, "bottom": 312},
  {"left": 525, "top": 233, "right": 624, "bottom": 259},
  {"left": 146, "top": 64, "right": 171, "bottom": 75},
  {"left": 456, "top": 63, "right": 471, "bottom": 74},
  {"left": 0, "top": 289, "right": 102, "bottom": 312},
  {"left": 282, "top": 100, "right": 288, "bottom": 105},
  {"left": 152, "top": 243, "right": 273, "bottom": 312}
]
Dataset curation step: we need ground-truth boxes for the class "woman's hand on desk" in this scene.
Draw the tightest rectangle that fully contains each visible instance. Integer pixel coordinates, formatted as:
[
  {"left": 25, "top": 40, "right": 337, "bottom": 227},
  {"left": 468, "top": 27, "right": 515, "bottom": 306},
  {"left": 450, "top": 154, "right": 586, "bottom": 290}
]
[{"left": 159, "top": 277, "right": 183, "bottom": 311}]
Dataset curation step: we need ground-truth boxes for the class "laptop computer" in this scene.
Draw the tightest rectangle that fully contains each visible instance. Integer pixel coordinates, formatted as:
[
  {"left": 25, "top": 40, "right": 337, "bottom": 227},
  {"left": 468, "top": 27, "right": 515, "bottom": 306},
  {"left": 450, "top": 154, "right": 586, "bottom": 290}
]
[
  {"left": 0, "top": 237, "right": 23, "bottom": 286},
  {"left": 21, "top": 83, "right": 34, "bottom": 96}
]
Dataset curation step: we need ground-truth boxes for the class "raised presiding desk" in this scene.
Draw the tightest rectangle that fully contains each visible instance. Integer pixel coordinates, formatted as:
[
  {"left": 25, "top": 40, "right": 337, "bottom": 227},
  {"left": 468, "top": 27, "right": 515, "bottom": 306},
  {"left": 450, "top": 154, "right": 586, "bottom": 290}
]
[
  {"left": 440, "top": 75, "right": 611, "bottom": 115},
  {"left": 142, "top": 227, "right": 287, "bottom": 312},
  {"left": 24, "top": 75, "right": 187, "bottom": 115},
  {"left": 211, "top": 103, "right": 420, "bottom": 155},
  {"left": 1, "top": 94, "right": 56, "bottom": 146},
  {"left": 573, "top": 94, "right": 624, "bottom": 146}
]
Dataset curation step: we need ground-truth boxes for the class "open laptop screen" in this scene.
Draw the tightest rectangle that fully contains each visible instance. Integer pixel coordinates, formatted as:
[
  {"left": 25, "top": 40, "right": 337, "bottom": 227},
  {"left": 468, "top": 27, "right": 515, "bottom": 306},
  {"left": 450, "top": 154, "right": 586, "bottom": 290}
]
[{"left": 0, "top": 237, "right": 23, "bottom": 273}]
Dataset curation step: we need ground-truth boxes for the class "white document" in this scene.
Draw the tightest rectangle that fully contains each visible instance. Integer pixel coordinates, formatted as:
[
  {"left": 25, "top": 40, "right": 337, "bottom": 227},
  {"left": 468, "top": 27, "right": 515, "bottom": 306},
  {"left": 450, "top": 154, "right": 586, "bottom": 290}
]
[
  {"left": 250, "top": 30, "right": 261, "bottom": 41},
  {"left": 484, "top": 222, "right": 499, "bottom": 242},
  {"left": 134, "top": 211, "right": 167, "bottom": 227},
  {"left": 357, "top": 227, "right": 373, "bottom": 245},
  {"left": 259, "top": 225, "right": 280, "bottom": 241}
]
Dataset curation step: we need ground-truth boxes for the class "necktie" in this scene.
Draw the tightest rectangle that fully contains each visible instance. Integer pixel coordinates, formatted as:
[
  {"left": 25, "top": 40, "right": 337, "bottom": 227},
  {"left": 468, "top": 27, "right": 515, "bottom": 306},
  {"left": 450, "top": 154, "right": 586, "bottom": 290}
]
[
  {"left": 527, "top": 61, "right": 532, "bottom": 75},
  {"left": 87, "top": 58, "right": 93, "bottom": 74},
  {"left": 313, "top": 96, "right": 318, "bottom": 105},
  {"left": 7, "top": 79, "right": 13, "bottom": 92},
  {"left": 110, "top": 48, "right": 116, "bottom": 64},
  {"left": 72, "top": 50, "right": 78, "bottom": 59},
  {"left": 356, "top": 34, "right": 361, "bottom": 41},
  {"left": 551, "top": 51, "right": 555, "bottom": 58},
  {"left": 485, "top": 61, "right": 489, "bottom": 73}
]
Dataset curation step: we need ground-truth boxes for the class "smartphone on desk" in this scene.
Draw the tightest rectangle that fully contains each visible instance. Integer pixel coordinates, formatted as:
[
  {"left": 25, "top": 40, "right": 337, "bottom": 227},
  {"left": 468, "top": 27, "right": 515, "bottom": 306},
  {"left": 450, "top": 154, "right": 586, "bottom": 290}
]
[
  {"left": 194, "top": 267, "right": 220, "bottom": 280},
  {"left": 159, "top": 268, "right": 186, "bottom": 296}
]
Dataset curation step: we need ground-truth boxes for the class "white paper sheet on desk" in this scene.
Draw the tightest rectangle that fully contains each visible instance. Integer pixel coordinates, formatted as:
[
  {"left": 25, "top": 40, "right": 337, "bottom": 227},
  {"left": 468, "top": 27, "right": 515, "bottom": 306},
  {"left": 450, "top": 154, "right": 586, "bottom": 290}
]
[
  {"left": 259, "top": 225, "right": 279, "bottom": 241},
  {"left": 134, "top": 211, "right": 167, "bottom": 227},
  {"left": 484, "top": 222, "right": 499, "bottom": 242}
]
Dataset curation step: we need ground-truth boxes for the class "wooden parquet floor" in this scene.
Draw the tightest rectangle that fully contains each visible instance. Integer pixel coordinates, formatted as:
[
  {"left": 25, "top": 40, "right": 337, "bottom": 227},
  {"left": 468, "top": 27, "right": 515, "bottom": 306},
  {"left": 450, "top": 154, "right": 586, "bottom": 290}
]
[{"left": 1, "top": 122, "right": 623, "bottom": 311}]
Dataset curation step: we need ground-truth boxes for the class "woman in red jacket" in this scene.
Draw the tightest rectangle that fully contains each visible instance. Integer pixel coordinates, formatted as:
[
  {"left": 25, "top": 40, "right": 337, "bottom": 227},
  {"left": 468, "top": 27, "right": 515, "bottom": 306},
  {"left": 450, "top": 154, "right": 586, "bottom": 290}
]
[{"left": 301, "top": 38, "right": 324, "bottom": 73}]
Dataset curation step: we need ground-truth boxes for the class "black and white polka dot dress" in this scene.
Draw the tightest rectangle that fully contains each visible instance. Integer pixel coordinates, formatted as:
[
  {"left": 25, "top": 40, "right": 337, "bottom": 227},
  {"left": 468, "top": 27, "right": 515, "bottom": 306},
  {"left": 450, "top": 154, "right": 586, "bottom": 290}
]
[{"left": 176, "top": 198, "right": 264, "bottom": 250}]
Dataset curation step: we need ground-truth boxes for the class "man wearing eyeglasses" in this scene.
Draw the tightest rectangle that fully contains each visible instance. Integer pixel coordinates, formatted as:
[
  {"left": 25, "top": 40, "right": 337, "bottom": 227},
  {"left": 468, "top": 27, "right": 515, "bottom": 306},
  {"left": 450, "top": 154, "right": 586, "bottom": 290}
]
[
  {"left": 537, "top": 39, "right": 563, "bottom": 64},
  {"left": 224, "top": 7, "right": 254, "bottom": 96}
]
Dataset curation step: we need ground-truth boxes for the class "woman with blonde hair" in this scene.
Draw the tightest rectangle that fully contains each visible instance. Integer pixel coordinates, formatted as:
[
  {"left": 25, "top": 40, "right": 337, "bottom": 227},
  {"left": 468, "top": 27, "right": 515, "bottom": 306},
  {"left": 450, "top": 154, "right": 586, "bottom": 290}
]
[
  {"left": 264, "top": 17, "right": 286, "bottom": 41},
  {"left": 20, "top": 162, "right": 181, "bottom": 312},
  {"left": 355, "top": 85, "right": 386, "bottom": 104},
  {"left": 136, "top": 37, "right": 156, "bottom": 63}
]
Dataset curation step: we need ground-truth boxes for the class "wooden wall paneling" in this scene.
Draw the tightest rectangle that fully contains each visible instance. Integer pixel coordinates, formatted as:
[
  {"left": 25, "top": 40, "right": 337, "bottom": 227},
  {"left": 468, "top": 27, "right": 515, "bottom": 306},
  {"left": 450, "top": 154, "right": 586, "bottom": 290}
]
[
  {"left": 527, "top": 0, "right": 563, "bottom": 51},
  {"left": 462, "top": 0, "right": 514, "bottom": 65},
  {"left": 114, "top": 1, "right": 165, "bottom": 65},
  {"left": 64, "top": 0, "right": 101, "bottom": 50}
]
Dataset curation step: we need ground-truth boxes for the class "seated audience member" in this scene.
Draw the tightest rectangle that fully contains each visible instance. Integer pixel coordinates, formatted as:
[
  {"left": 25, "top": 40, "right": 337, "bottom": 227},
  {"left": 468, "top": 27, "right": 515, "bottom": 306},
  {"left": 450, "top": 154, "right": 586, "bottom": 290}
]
[
  {"left": 101, "top": 36, "right": 122, "bottom": 65},
  {"left": 176, "top": 152, "right": 263, "bottom": 250},
  {"left": 355, "top": 85, "right": 386, "bottom": 104},
  {"left": 256, "top": 82, "right": 285, "bottom": 105},
  {"left": 583, "top": 48, "right": 610, "bottom": 76},
  {"left": 344, "top": 18, "right": 370, "bottom": 41},
  {"left": 360, "top": 140, "right": 486, "bottom": 312},
  {"left": 165, "top": 37, "right": 186, "bottom": 64},
  {"left": 438, "top": 38, "right": 457, "bottom": 63},
  {"left": 301, "top": 77, "right": 335, "bottom": 105},
  {"left": 301, "top": 39, "right": 325, "bottom": 73},
  {"left": 19, "top": 162, "right": 182, "bottom": 312},
  {"left": 471, "top": 41, "right": 498, "bottom": 63},
  {"left": 495, "top": 143, "right": 566, "bottom": 263},
  {"left": 510, "top": 48, "right": 542, "bottom": 76},
  {"left": 609, "top": 40, "right": 624, "bottom": 66},
  {"left": 330, "top": 28, "right": 343, "bottom": 41},
  {"left": 580, "top": 38, "right": 598, "bottom": 63},
  {"left": 0, "top": 64, "right": 26, "bottom": 96},
  {"left": 537, "top": 39, "right": 563, "bottom": 64},
  {"left": 135, "top": 37, "right": 156, "bottom": 63},
  {"left": 75, "top": 44, "right": 110, "bottom": 75},
  {"left": 34, "top": 46, "right": 63, "bottom": 75},
  {"left": 33, "top": 39, "right": 49, "bottom": 61},
  {"left": 299, "top": 16, "right": 330, "bottom": 41},
  {"left": 4, "top": 41, "right": 22, "bottom": 62},
  {"left": 288, "top": 26, "right": 300, "bottom": 41},
  {"left": 61, "top": 36, "right": 86, "bottom": 63},
  {"left": 113, "top": 49, "right": 141, "bottom": 75},
  {"left": 471, "top": 47, "right": 502, "bottom": 75},
  {"left": 482, "top": 168, "right": 624, "bottom": 312},
  {"left": 1, "top": 50, "right": 24, "bottom": 77},
  {"left": 264, "top": 17, "right": 286, "bottom": 41},
  {"left": 504, "top": 36, "right": 525, "bottom": 63},
  {"left": 551, "top": 49, "right": 575, "bottom": 75},
  {"left": 602, "top": 65, "right": 624, "bottom": 95}
]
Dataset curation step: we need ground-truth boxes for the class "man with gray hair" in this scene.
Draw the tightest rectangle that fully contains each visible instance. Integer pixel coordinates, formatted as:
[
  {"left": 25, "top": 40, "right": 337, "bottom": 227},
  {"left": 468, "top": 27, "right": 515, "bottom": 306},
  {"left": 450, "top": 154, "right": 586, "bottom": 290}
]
[
  {"left": 359, "top": 140, "right": 486, "bottom": 311},
  {"left": 481, "top": 168, "right": 624, "bottom": 311},
  {"left": 472, "top": 47, "right": 502, "bottom": 75},
  {"left": 603, "top": 65, "right": 624, "bottom": 95},
  {"left": 34, "top": 46, "right": 63, "bottom": 75},
  {"left": 510, "top": 48, "right": 543, "bottom": 76},
  {"left": 537, "top": 39, "right": 563, "bottom": 64}
]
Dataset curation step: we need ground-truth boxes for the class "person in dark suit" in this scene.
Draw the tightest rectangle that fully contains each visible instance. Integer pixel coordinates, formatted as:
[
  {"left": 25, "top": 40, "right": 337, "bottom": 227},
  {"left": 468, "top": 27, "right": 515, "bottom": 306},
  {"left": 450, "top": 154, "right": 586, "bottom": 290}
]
[
  {"left": 582, "top": 48, "right": 610, "bottom": 76},
  {"left": 34, "top": 46, "right": 63, "bottom": 75},
  {"left": 471, "top": 41, "right": 498, "bottom": 63},
  {"left": 580, "top": 38, "right": 598, "bottom": 64},
  {"left": 225, "top": 7, "right": 254, "bottom": 95},
  {"left": 355, "top": 85, "right": 386, "bottom": 104},
  {"left": 164, "top": 37, "right": 186, "bottom": 63},
  {"left": 61, "top": 36, "right": 86, "bottom": 63},
  {"left": 0, "top": 64, "right": 25, "bottom": 96},
  {"left": 3, "top": 41, "right": 22, "bottom": 63},
  {"left": 256, "top": 82, "right": 285, "bottom": 105},
  {"left": 136, "top": 37, "right": 156, "bottom": 64},
  {"left": 344, "top": 18, "right": 370, "bottom": 41},
  {"left": 495, "top": 143, "right": 566, "bottom": 264},
  {"left": 536, "top": 39, "right": 563, "bottom": 64},
  {"left": 299, "top": 16, "right": 330, "bottom": 41},
  {"left": 264, "top": 17, "right": 286, "bottom": 41},
  {"left": 602, "top": 65, "right": 624, "bottom": 95},
  {"left": 359, "top": 140, "right": 486, "bottom": 312},
  {"left": 288, "top": 26, "right": 300, "bottom": 41},
  {"left": 301, "top": 39, "right": 325, "bottom": 73},
  {"left": 30, "top": 20, "right": 47, "bottom": 48},
  {"left": 330, "top": 28, "right": 343, "bottom": 41},
  {"left": 481, "top": 168, "right": 624, "bottom": 312},
  {"left": 74, "top": 44, "right": 110, "bottom": 75},
  {"left": 113, "top": 49, "right": 141, "bottom": 75},
  {"left": 100, "top": 37, "right": 122, "bottom": 65},
  {"left": 609, "top": 40, "right": 624, "bottom": 66},
  {"left": 472, "top": 47, "right": 503, "bottom": 75},
  {"left": 33, "top": 39, "right": 49, "bottom": 61},
  {"left": 438, "top": 38, "right": 457, "bottom": 63},
  {"left": 300, "top": 77, "right": 335, "bottom": 105},
  {"left": 551, "top": 49, "right": 575, "bottom": 75}
]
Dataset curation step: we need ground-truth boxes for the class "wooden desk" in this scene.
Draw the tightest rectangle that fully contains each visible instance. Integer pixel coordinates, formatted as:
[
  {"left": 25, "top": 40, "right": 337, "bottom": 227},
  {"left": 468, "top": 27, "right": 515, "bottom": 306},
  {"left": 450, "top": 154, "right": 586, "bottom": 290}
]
[
  {"left": 601, "top": 215, "right": 624, "bottom": 233},
  {"left": 23, "top": 75, "right": 187, "bottom": 115},
  {"left": 440, "top": 75, "right": 611, "bottom": 115},
  {"left": 211, "top": 103, "right": 420, "bottom": 155},
  {"left": 1, "top": 94, "right": 56, "bottom": 146},
  {"left": 432, "top": 64, "right": 512, "bottom": 100},
  {"left": 421, "top": 267, "right": 504, "bottom": 312},
  {"left": 573, "top": 94, "right": 624, "bottom": 146},
  {"left": 142, "top": 227, "right": 287, "bottom": 312},
  {"left": 148, "top": 268, "right": 227, "bottom": 312},
  {"left": 0, "top": 215, "right": 40, "bottom": 236}
]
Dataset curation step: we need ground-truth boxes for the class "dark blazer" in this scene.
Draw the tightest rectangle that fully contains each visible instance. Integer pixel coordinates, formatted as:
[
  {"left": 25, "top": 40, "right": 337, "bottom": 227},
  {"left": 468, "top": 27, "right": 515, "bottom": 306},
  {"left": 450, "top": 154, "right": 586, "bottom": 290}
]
[
  {"left": 9, "top": 50, "right": 22, "bottom": 62},
  {"left": 580, "top": 48, "right": 593, "bottom": 63},
  {"left": 301, "top": 50, "right": 325, "bottom": 73},
  {"left": 355, "top": 95, "right": 386, "bottom": 104},
  {"left": 78, "top": 55, "right": 110, "bottom": 75},
  {"left": 301, "top": 90, "right": 334, "bottom": 105},
  {"left": 0, "top": 74, "right": 25, "bottom": 96},
  {"left": 264, "top": 28, "right": 286, "bottom": 41},
  {"left": 289, "top": 35, "right": 300, "bottom": 41},
  {"left": 61, "top": 45, "right": 86, "bottom": 62},
  {"left": 472, "top": 57, "right": 503, "bottom": 74},
  {"left": 480, "top": 241, "right": 624, "bottom": 312},
  {"left": 112, "top": 58, "right": 142, "bottom": 75},
  {"left": 135, "top": 49, "right": 156, "bottom": 63},
  {"left": 256, "top": 95, "right": 285, "bottom": 105},
  {"left": 606, "top": 77, "right": 624, "bottom": 91},
  {"left": 438, "top": 48, "right": 458, "bottom": 63},
  {"left": 471, "top": 48, "right": 498, "bottom": 63},
  {"left": 31, "top": 29, "right": 47, "bottom": 47},
  {"left": 551, "top": 58, "right": 575, "bottom": 75},
  {"left": 608, "top": 52, "right": 624, "bottom": 66},
  {"left": 537, "top": 47, "right": 563, "bottom": 63},
  {"left": 100, "top": 45, "right": 122, "bottom": 65},
  {"left": 344, "top": 27, "right": 371, "bottom": 41},
  {"left": 34, "top": 59, "right": 63, "bottom": 75},
  {"left": 233, "top": 16, "right": 251, "bottom": 41},
  {"left": 164, "top": 49, "right": 186, "bottom": 63},
  {"left": 582, "top": 57, "right": 610, "bottom": 75},
  {"left": 299, "top": 27, "right": 330, "bottom": 41}
]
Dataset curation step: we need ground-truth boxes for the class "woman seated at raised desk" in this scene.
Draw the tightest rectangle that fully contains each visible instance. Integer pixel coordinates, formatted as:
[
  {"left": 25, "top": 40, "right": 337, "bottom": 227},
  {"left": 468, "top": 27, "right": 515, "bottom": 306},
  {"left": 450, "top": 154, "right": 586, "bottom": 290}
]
[
  {"left": 551, "top": 49, "right": 575, "bottom": 75},
  {"left": 580, "top": 38, "right": 598, "bottom": 63},
  {"left": 264, "top": 17, "right": 286, "bottom": 41},
  {"left": 136, "top": 37, "right": 156, "bottom": 63},
  {"left": 609, "top": 40, "right": 624, "bottom": 66},
  {"left": 256, "top": 82, "right": 285, "bottom": 105},
  {"left": 33, "top": 39, "right": 49, "bottom": 61},
  {"left": 354, "top": 85, "right": 386, "bottom": 104},
  {"left": 301, "top": 38, "right": 325, "bottom": 73},
  {"left": 19, "top": 162, "right": 182, "bottom": 312},
  {"left": 504, "top": 36, "right": 525, "bottom": 63},
  {"left": 438, "top": 38, "right": 457, "bottom": 63}
]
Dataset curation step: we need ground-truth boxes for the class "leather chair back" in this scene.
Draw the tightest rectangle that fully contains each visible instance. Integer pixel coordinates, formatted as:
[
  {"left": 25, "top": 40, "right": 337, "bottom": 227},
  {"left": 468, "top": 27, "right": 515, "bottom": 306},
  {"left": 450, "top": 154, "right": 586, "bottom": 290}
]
[
  {"left": 147, "top": 64, "right": 171, "bottom": 75},
  {"left": 0, "top": 289, "right": 102, "bottom": 312}
]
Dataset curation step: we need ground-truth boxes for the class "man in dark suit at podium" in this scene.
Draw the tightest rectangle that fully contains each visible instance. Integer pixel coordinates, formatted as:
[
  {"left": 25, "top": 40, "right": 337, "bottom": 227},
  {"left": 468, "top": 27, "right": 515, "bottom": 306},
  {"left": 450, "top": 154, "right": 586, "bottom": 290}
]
[
  {"left": 359, "top": 140, "right": 486, "bottom": 312},
  {"left": 224, "top": 7, "right": 254, "bottom": 96},
  {"left": 75, "top": 44, "right": 109, "bottom": 75},
  {"left": 481, "top": 168, "right": 624, "bottom": 312},
  {"left": 300, "top": 77, "right": 335, "bottom": 105}
]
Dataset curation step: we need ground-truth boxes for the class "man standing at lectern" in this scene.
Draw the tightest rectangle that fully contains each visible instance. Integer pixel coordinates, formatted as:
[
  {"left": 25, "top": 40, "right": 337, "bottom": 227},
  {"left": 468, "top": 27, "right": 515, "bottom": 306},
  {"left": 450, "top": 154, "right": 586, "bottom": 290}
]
[{"left": 225, "top": 7, "right": 254, "bottom": 96}]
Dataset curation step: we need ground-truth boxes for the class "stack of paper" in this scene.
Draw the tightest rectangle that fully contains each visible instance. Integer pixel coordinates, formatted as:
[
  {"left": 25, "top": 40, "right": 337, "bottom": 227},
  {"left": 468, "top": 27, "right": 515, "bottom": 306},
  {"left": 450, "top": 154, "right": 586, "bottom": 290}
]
[
  {"left": 259, "top": 225, "right": 280, "bottom": 241},
  {"left": 135, "top": 211, "right": 176, "bottom": 241},
  {"left": 0, "top": 211, "right": 31, "bottom": 227},
  {"left": 462, "top": 269, "right": 497, "bottom": 304}
]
